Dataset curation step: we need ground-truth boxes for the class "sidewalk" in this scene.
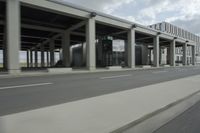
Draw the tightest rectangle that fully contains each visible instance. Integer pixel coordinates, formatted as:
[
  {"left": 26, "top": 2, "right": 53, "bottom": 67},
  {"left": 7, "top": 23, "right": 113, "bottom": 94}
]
[
  {"left": 0, "top": 75, "right": 200, "bottom": 133},
  {"left": 0, "top": 65, "right": 196, "bottom": 79}
]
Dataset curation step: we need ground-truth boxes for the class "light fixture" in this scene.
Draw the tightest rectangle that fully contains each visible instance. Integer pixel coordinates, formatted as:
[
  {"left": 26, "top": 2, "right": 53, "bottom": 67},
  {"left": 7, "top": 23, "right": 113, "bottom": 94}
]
[
  {"left": 157, "top": 32, "right": 161, "bottom": 35},
  {"left": 132, "top": 24, "right": 137, "bottom": 29},
  {"left": 90, "top": 12, "right": 97, "bottom": 18}
]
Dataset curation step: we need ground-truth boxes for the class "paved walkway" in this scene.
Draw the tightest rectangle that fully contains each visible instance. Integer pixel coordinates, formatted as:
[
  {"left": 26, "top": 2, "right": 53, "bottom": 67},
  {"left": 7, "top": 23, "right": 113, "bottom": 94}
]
[
  {"left": 0, "top": 66, "right": 193, "bottom": 79},
  {"left": 0, "top": 75, "right": 200, "bottom": 133}
]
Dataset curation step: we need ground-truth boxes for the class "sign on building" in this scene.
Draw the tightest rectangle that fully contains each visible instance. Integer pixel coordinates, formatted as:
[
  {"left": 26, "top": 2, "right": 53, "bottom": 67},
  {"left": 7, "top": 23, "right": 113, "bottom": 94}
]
[{"left": 112, "top": 40, "right": 125, "bottom": 52}]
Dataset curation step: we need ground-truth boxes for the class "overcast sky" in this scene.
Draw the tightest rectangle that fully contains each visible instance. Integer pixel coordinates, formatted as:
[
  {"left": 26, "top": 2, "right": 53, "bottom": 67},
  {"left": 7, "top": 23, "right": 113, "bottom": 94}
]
[{"left": 60, "top": 0, "right": 200, "bottom": 35}]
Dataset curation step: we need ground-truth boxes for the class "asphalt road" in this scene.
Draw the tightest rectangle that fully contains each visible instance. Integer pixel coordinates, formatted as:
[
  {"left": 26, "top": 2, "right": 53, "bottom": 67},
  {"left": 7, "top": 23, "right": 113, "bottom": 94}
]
[
  {"left": 154, "top": 100, "right": 200, "bottom": 133},
  {"left": 0, "top": 66, "right": 200, "bottom": 116}
]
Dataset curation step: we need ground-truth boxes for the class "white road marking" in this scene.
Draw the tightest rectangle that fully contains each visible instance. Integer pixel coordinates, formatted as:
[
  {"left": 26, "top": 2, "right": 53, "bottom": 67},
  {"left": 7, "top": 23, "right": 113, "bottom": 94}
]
[
  {"left": 0, "top": 74, "right": 8, "bottom": 77},
  {"left": 193, "top": 67, "right": 200, "bottom": 70},
  {"left": 100, "top": 74, "right": 132, "bottom": 79},
  {"left": 177, "top": 69, "right": 186, "bottom": 72},
  {"left": 152, "top": 71, "right": 167, "bottom": 74},
  {"left": 0, "top": 83, "right": 53, "bottom": 90}
]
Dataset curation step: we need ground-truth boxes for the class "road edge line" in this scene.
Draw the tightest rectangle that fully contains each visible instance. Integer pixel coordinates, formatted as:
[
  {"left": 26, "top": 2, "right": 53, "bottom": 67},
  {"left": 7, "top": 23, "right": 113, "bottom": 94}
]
[{"left": 111, "top": 90, "right": 200, "bottom": 133}]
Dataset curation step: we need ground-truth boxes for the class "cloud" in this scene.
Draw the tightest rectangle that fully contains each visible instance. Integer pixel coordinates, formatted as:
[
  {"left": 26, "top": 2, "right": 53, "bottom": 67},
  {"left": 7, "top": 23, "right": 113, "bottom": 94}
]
[
  {"left": 59, "top": 0, "right": 134, "bottom": 14},
  {"left": 170, "top": 15, "right": 200, "bottom": 35},
  {"left": 60, "top": 0, "right": 200, "bottom": 35}
]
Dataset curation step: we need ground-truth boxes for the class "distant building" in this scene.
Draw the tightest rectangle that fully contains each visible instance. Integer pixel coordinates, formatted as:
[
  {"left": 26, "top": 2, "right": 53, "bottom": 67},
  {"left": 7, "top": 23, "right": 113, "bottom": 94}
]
[{"left": 149, "top": 22, "right": 200, "bottom": 64}]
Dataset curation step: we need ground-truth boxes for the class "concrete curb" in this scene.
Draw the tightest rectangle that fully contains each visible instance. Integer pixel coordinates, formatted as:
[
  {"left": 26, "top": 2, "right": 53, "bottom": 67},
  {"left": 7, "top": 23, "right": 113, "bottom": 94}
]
[
  {"left": 112, "top": 90, "right": 200, "bottom": 133},
  {"left": 0, "top": 65, "right": 198, "bottom": 79}
]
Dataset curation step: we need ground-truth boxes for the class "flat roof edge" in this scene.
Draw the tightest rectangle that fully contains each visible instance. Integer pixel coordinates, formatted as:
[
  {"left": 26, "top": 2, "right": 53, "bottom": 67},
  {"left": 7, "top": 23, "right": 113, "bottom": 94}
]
[
  {"left": 47, "top": 0, "right": 140, "bottom": 26},
  {"left": 47, "top": 0, "right": 164, "bottom": 35}
]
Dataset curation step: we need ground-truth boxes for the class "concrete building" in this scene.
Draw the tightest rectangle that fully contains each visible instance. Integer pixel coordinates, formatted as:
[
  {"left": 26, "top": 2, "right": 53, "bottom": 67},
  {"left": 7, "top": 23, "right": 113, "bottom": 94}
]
[
  {"left": 0, "top": 0, "right": 199, "bottom": 74},
  {"left": 149, "top": 22, "right": 200, "bottom": 65}
]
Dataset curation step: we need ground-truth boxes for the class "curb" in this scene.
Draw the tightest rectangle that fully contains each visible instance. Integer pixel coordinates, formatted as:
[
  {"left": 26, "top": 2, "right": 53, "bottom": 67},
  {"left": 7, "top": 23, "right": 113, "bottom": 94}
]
[
  {"left": 0, "top": 65, "right": 198, "bottom": 79},
  {"left": 111, "top": 90, "right": 200, "bottom": 133}
]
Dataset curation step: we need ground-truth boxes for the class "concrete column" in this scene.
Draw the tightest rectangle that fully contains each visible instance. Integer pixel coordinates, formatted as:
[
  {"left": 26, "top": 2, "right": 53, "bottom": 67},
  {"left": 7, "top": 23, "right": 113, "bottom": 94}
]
[
  {"left": 34, "top": 49, "right": 38, "bottom": 67},
  {"left": 192, "top": 45, "right": 196, "bottom": 65},
  {"left": 86, "top": 18, "right": 96, "bottom": 70},
  {"left": 147, "top": 48, "right": 151, "bottom": 65},
  {"left": 159, "top": 47, "right": 162, "bottom": 65},
  {"left": 97, "top": 38, "right": 103, "bottom": 66},
  {"left": 62, "top": 32, "right": 70, "bottom": 67},
  {"left": 167, "top": 47, "right": 170, "bottom": 65},
  {"left": 46, "top": 51, "right": 49, "bottom": 67},
  {"left": 26, "top": 50, "right": 30, "bottom": 68},
  {"left": 124, "top": 40, "right": 128, "bottom": 66},
  {"left": 3, "top": 45, "right": 7, "bottom": 70},
  {"left": 127, "top": 29, "right": 136, "bottom": 68},
  {"left": 30, "top": 50, "right": 33, "bottom": 67},
  {"left": 149, "top": 49, "right": 152, "bottom": 65},
  {"left": 40, "top": 45, "right": 45, "bottom": 67},
  {"left": 59, "top": 49, "right": 62, "bottom": 61},
  {"left": 142, "top": 45, "right": 148, "bottom": 65},
  {"left": 50, "top": 40, "right": 55, "bottom": 67},
  {"left": 146, "top": 45, "right": 150, "bottom": 65},
  {"left": 183, "top": 43, "right": 187, "bottom": 65},
  {"left": 153, "top": 36, "right": 160, "bottom": 67},
  {"left": 170, "top": 40, "right": 176, "bottom": 66},
  {"left": 82, "top": 43, "right": 86, "bottom": 66},
  {"left": 6, "top": 0, "right": 21, "bottom": 74}
]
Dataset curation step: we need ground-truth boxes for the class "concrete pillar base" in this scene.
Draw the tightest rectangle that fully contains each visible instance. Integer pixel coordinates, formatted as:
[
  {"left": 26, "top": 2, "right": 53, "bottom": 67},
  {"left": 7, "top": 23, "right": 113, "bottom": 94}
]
[
  {"left": 8, "top": 69, "right": 21, "bottom": 75},
  {"left": 87, "top": 67, "right": 96, "bottom": 71},
  {"left": 106, "top": 66, "right": 122, "bottom": 70},
  {"left": 48, "top": 68, "right": 72, "bottom": 73}
]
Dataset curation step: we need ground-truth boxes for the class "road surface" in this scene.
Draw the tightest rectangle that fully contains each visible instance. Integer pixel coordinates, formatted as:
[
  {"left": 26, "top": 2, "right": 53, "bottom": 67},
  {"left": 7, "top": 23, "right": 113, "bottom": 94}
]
[
  {"left": 0, "top": 66, "right": 200, "bottom": 116},
  {"left": 154, "top": 100, "right": 200, "bottom": 133}
]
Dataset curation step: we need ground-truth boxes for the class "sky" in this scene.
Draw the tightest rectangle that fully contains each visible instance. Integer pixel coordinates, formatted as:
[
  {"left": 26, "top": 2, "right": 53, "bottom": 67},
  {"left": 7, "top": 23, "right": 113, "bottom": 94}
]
[
  {"left": 59, "top": 0, "right": 200, "bottom": 35},
  {"left": 2, "top": 0, "right": 200, "bottom": 64}
]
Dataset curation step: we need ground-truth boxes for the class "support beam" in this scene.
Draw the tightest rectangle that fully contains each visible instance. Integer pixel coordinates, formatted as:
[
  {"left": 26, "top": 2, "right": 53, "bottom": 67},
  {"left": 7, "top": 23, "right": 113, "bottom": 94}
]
[
  {"left": 66, "top": 21, "right": 86, "bottom": 32},
  {"left": 136, "top": 36, "right": 153, "bottom": 41},
  {"left": 170, "top": 40, "right": 176, "bottom": 66},
  {"left": 127, "top": 28, "right": 135, "bottom": 68},
  {"left": 6, "top": 0, "right": 21, "bottom": 74},
  {"left": 183, "top": 43, "right": 187, "bottom": 65},
  {"left": 86, "top": 18, "right": 96, "bottom": 70},
  {"left": 109, "top": 31, "right": 128, "bottom": 36},
  {"left": 22, "top": 23, "right": 63, "bottom": 33},
  {"left": 62, "top": 32, "right": 71, "bottom": 67},
  {"left": 153, "top": 35, "right": 160, "bottom": 67},
  {"left": 0, "top": 20, "right": 63, "bottom": 33},
  {"left": 37, "top": 20, "right": 86, "bottom": 51},
  {"left": 42, "top": 34, "right": 61, "bottom": 46}
]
